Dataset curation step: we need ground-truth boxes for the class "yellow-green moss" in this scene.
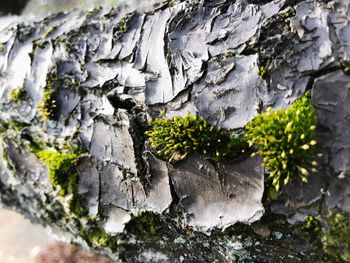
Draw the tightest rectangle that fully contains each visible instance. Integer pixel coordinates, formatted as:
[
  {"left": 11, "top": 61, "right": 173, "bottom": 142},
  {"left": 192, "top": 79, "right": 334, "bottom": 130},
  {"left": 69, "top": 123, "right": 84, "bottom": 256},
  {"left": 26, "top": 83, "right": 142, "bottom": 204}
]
[
  {"left": 258, "top": 66, "right": 268, "bottom": 79},
  {"left": 36, "top": 149, "right": 87, "bottom": 217},
  {"left": 0, "top": 120, "right": 27, "bottom": 134},
  {"left": 36, "top": 149, "right": 78, "bottom": 195},
  {"left": 145, "top": 113, "right": 247, "bottom": 162},
  {"left": 304, "top": 215, "right": 322, "bottom": 243},
  {"left": 43, "top": 25, "right": 57, "bottom": 38},
  {"left": 338, "top": 60, "right": 350, "bottom": 75},
  {"left": 281, "top": 7, "right": 296, "bottom": 20},
  {"left": 38, "top": 75, "right": 58, "bottom": 121},
  {"left": 245, "top": 95, "right": 317, "bottom": 191},
  {"left": 305, "top": 213, "right": 350, "bottom": 263},
  {"left": 322, "top": 213, "right": 350, "bottom": 263},
  {"left": 38, "top": 89, "right": 57, "bottom": 121},
  {"left": 10, "top": 84, "right": 26, "bottom": 102},
  {"left": 80, "top": 227, "right": 118, "bottom": 250},
  {"left": 117, "top": 17, "right": 128, "bottom": 33}
]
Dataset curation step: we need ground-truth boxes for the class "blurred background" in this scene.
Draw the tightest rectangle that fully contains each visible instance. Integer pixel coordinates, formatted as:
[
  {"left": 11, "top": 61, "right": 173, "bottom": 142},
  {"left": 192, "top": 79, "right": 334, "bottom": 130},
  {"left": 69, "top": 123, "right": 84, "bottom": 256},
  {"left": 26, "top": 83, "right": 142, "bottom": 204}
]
[
  {"left": 0, "top": 0, "right": 147, "bottom": 262},
  {"left": 0, "top": 0, "right": 129, "bottom": 16}
]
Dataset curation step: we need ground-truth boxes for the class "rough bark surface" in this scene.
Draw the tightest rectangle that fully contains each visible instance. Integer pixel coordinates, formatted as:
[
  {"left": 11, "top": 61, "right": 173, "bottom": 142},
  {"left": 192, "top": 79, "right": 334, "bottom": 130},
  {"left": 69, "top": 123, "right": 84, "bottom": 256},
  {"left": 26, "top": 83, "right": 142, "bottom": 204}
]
[{"left": 0, "top": 0, "right": 349, "bottom": 262}]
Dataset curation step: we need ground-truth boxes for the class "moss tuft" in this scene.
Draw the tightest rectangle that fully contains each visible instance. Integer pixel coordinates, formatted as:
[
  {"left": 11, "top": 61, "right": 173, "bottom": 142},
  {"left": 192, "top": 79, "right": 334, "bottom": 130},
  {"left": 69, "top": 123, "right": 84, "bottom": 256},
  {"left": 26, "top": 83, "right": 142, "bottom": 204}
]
[
  {"left": 43, "top": 25, "right": 57, "bottom": 38},
  {"left": 36, "top": 149, "right": 78, "bottom": 195},
  {"left": 80, "top": 227, "right": 118, "bottom": 250},
  {"left": 36, "top": 149, "right": 87, "bottom": 217},
  {"left": 38, "top": 88, "right": 58, "bottom": 121},
  {"left": 145, "top": 113, "right": 247, "bottom": 162},
  {"left": 245, "top": 95, "right": 317, "bottom": 191},
  {"left": 338, "top": 60, "right": 350, "bottom": 75},
  {"left": 10, "top": 84, "right": 26, "bottom": 102},
  {"left": 258, "top": 66, "right": 268, "bottom": 79},
  {"left": 305, "top": 212, "right": 350, "bottom": 263},
  {"left": 38, "top": 75, "right": 58, "bottom": 121},
  {"left": 0, "top": 120, "right": 27, "bottom": 134},
  {"left": 126, "top": 212, "right": 161, "bottom": 240},
  {"left": 281, "top": 7, "right": 296, "bottom": 20},
  {"left": 117, "top": 17, "right": 128, "bottom": 33},
  {"left": 322, "top": 213, "right": 350, "bottom": 263},
  {"left": 303, "top": 215, "right": 322, "bottom": 243}
]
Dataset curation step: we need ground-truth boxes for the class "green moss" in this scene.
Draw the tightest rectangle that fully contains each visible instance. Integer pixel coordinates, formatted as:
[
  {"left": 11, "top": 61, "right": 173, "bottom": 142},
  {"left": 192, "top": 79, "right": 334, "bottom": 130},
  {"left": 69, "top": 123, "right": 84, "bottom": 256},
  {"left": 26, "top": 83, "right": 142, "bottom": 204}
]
[
  {"left": 117, "top": 17, "right": 128, "bottom": 33},
  {"left": 303, "top": 215, "right": 322, "bottom": 243},
  {"left": 36, "top": 149, "right": 78, "bottom": 195},
  {"left": 245, "top": 95, "right": 317, "bottom": 191},
  {"left": 0, "top": 123, "right": 5, "bottom": 134},
  {"left": 258, "top": 66, "right": 268, "bottom": 79},
  {"left": 69, "top": 193, "right": 88, "bottom": 218},
  {"left": 38, "top": 75, "right": 58, "bottom": 121},
  {"left": 305, "top": 213, "right": 350, "bottom": 263},
  {"left": 322, "top": 213, "right": 350, "bottom": 263},
  {"left": 281, "top": 7, "right": 296, "bottom": 20},
  {"left": 28, "top": 139, "right": 46, "bottom": 154},
  {"left": 337, "top": 60, "right": 350, "bottom": 75},
  {"left": 126, "top": 212, "right": 161, "bottom": 240},
  {"left": 10, "top": 84, "right": 26, "bottom": 102},
  {"left": 38, "top": 73, "right": 82, "bottom": 121},
  {"left": 38, "top": 88, "right": 57, "bottom": 121},
  {"left": 344, "top": 67, "right": 350, "bottom": 74},
  {"left": 227, "top": 129, "right": 249, "bottom": 156},
  {"left": 36, "top": 149, "right": 87, "bottom": 217},
  {"left": 43, "top": 25, "right": 57, "bottom": 38},
  {"left": 82, "top": 227, "right": 110, "bottom": 247},
  {"left": 0, "top": 119, "right": 28, "bottom": 135},
  {"left": 80, "top": 227, "right": 118, "bottom": 250},
  {"left": 160, "top": 0, "right": 177, "bottom": 8},
  {"left": 0, "top": 43, "right": 3, "bottom": 52},
  {"left": 0, "top": 120, "right": 27, "bottom": 134},
  {"left": 45, "top": 200, "right": 65, "bottom": 221},
  {"left": 145, "top": 113, "right": 247, "bottom": 162}
]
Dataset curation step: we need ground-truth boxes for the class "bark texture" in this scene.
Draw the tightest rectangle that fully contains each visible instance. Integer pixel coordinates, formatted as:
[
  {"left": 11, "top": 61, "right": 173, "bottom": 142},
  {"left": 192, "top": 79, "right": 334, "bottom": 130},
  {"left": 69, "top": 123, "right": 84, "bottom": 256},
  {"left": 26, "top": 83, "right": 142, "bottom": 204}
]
[{"left": 0, "top": 0, "right": 349, "bottom": 262}]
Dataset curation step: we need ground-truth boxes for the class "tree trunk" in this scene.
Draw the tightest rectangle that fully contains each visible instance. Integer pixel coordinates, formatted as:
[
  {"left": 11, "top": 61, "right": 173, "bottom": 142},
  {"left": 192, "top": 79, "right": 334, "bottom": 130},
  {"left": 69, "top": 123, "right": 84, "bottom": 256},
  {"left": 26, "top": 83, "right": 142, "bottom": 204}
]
[{"left": 0, "top": 0, "right": 349, "bottom": 262}]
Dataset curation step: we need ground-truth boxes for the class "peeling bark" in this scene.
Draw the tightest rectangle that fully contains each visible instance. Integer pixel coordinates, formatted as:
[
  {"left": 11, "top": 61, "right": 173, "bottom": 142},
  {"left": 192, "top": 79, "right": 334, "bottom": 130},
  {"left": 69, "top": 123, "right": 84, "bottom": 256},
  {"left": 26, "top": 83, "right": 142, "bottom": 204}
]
[{"left": 0, "top": 0, "right": 349, "bottom": 262}]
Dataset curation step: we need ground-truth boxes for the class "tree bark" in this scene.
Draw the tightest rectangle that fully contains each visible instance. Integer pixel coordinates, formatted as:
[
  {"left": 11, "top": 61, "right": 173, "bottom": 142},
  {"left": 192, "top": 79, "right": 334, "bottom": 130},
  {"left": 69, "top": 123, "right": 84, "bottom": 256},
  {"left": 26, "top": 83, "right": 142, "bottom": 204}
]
[{"left": 0, "top": 0, "right": 349, "bottom": 262}]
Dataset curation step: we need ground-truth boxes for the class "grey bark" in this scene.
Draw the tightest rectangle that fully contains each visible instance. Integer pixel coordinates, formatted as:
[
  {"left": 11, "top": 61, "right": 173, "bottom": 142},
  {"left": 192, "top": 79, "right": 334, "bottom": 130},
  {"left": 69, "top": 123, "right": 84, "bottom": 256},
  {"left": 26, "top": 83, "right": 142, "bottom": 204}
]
[{"left": 0, "top": 0, "right": 349, "bottom": 262}]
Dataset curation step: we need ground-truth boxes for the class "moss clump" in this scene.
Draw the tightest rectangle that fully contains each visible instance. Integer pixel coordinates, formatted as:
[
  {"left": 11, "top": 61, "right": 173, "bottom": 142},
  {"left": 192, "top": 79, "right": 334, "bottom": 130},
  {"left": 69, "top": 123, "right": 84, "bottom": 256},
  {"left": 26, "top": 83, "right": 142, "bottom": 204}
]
[
  {"left": 36, "top": 149, "right": 87, "bottom": 217},
  {"left": 68, "top": 193, "right": 88, "bottom": 218},
  {"left": 0, "top": 122, "right": 6, "bottom": 134},
  {"left": 36, "top": 149, "right": 78, "bottom": 195},
  {"left": 43, "top": 25, "right": 57, "bottom": 38},
  {"left": 305, "top": 213, "right": 350, "bottom": 263},
  {"left": 245, "top": 95, "right": 317, "bottom": 191},
  {"left": 258, "top": 66, "right": 268, "bottom": 79},
  {"left": 0, "top": 120, "right": 27, "bottom": 134},
  {"left": 80, "top": 227, "right": 118, "bottom": 250},
  {"left": 281, "top": 7, "right": 296, "bottom": 20},
  {"left": 117, "top": 17, "right": 128, "bottom": 33},
  {"left": 10, "top": 84, "right": 26, "bottom": 102},
  {"left": 45, "top": 200, "right": 65, "bottom": 221},
  {"left": 126, "top": 212, "right": 161, "bottom": 240},
  {"left": 304, "top": 215, "right": 322, "bottom": 244},
  {"left": 38, "top": 88, "right": 57, "bottom": 121},
  {"left": 338, "top": 60, "right": 350, "bottom": 75},
  {"left": 322, "top": 213, "right": 350, "bottom": 263},
  {"left": 145, "top": 113, "right": 247, "bottom": 162},
  {"left": 38, "top": 76, "right": 58, "bottom": 121}
]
